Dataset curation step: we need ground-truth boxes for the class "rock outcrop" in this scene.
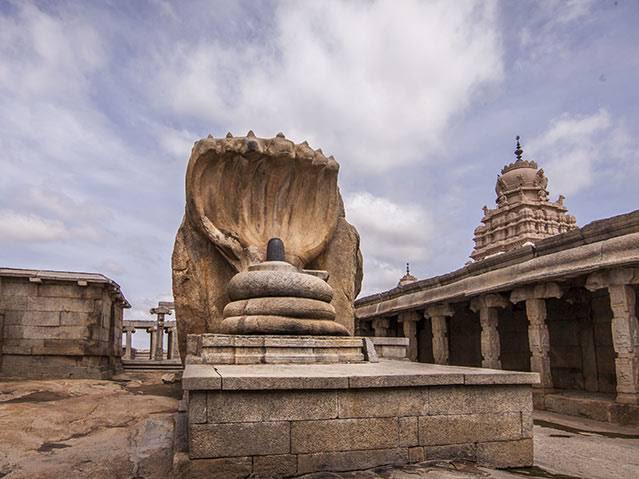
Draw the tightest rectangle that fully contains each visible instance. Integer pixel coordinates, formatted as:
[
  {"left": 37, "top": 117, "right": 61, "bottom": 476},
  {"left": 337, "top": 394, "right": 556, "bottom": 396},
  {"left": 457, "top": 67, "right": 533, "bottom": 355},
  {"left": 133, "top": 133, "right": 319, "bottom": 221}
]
[{"left": 172, "top": 132, "right": 362, "bottom": 357}]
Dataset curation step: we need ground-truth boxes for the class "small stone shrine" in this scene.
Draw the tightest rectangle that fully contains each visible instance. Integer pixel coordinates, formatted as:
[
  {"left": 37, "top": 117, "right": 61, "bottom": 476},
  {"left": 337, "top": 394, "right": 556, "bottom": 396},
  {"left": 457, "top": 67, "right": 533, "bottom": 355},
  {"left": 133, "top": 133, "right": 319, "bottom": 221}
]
[{"left": 176, "top": 132, "right": 538, "bottom": 477}]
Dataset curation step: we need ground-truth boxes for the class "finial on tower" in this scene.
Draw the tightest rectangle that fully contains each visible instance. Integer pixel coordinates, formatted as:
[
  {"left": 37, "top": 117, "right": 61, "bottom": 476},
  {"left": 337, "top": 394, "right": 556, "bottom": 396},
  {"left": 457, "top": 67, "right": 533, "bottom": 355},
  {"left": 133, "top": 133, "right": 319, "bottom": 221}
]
[
  {"left": 398, "top": 261, "right": 417, "bottom": 287},
  {"left": 514, "top": 135, "right": 523, "bottom": 161}
]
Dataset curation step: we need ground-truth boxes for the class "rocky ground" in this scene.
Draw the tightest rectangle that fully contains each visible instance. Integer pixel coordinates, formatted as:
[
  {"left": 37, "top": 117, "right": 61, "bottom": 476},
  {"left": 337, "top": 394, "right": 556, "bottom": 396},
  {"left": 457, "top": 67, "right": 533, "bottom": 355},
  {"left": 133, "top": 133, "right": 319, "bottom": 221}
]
[
  {"left": 0, "top": 372, "right": 181, "bottom": 478},
  {"left": 0, "top": 374, "right": 637, "bottom": 479}
]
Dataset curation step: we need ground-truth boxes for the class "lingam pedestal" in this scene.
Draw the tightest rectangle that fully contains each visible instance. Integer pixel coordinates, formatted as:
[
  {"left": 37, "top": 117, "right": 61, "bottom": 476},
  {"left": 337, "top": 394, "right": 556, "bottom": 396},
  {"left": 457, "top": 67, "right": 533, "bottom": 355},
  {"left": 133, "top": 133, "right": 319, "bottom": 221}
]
[{"left": 175, "top": 133, "right": 537, "bottom": 477}]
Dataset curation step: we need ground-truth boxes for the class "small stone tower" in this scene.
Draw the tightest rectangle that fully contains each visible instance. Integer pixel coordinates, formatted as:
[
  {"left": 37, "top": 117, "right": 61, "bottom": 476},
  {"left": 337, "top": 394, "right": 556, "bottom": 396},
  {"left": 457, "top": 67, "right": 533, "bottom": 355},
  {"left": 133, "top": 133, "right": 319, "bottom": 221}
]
[
  {"left": 398, "top": 263, "right": 417, "bottom": 287},
  {"left": 470, "top": 137, "right": 577, "bottom": 261}
]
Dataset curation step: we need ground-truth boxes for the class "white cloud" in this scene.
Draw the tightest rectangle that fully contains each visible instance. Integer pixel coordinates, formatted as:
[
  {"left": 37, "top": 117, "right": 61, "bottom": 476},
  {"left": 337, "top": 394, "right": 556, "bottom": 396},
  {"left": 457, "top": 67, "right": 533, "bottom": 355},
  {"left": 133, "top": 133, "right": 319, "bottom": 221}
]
[
  {"left": 152, "top": 1, "right": 503, "bottom": 172},
  {"left": 526, "top": 109, "right": 636, "bottom": 197},
  {"left": 158, "top": 126, "right": 197, "bottom": 161},
  {"left": 0, "top": 3, "right": 105, "bottom": 100},
  {"left": 345, "top": 191, "right": 431, "bottom": 295},
  {"left": 0, "top": 210, "right": 68, "bottom": 242}
]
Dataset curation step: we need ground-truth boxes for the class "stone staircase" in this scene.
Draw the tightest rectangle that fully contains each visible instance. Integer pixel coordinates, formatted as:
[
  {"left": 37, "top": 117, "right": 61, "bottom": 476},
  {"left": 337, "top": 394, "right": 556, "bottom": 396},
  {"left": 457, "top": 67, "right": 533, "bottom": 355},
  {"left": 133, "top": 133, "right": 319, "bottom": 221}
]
[{"left": 122, "top": 359, "right": 183, "bottom": 372}]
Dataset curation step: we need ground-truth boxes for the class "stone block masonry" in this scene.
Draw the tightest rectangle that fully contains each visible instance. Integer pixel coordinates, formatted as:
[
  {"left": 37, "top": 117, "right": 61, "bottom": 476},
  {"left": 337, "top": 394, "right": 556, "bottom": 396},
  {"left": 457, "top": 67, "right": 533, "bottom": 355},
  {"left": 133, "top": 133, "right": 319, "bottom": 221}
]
[
  {"left": 181, "top": 360, "right": 538, "bottom": 477},
  {"left": 0, "top": 268, "right": 129, "bottom": 379}
]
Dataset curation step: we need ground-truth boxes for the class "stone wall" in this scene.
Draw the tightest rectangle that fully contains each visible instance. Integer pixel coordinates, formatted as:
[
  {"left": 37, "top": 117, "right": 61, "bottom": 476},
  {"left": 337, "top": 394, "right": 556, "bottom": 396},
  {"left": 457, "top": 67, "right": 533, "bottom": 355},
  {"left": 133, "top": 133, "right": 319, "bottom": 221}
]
[{"left": 0, "top": 270, "right": 128, "bottom": 379}]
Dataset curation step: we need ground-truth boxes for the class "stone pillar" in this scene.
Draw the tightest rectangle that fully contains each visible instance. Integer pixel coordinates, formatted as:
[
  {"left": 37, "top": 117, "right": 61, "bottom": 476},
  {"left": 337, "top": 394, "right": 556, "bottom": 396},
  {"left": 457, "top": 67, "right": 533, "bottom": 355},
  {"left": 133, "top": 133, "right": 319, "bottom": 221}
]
[
  {"left": 150, "top": 305, "right": 173, "bottom": 361},
  {"left": 372, "top": 318, "right": 390, "bottom": 337},
  {"left": 525, "top": 298, "right": 553, "bottom": 389},
  {"left": 166, "top": 328, "right": 173, "bottom": 360},
  {"left": 587, "top": 269, "right": 639, "bottom": 404},
  {"left": 511, "top": 282, "right": 565, "bottom": 391},
  {"left": 398, "top": 311, "right": 420, "bottom": 362},
  {"left": 424, "top": 304, "right": 454, "bottom": 365},
  {"left": 148, "top": 327, "right": 156, "bottom": 360},
  {"left": 123, "top": 326, "right": 135, "bottom": 360},
  {"left": 155, "top": 319, "right": 164, "bottom": 361},
  {"left": 167, "top": 326, "right": 179, "bottom": 360},
  {"left": 470, "top": 294, "right": 509, "bottom": 369}
]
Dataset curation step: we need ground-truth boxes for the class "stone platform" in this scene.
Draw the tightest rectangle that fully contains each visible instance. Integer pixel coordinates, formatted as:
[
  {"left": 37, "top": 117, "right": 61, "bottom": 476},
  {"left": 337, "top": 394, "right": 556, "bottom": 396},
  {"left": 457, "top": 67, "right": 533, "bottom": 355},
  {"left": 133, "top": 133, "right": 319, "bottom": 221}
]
[
  {"left": 181, "top": 359, "right": 539, "bottom": 477},
  {"left": 535, "top": 389, "right": 639, "bottom": 425}
]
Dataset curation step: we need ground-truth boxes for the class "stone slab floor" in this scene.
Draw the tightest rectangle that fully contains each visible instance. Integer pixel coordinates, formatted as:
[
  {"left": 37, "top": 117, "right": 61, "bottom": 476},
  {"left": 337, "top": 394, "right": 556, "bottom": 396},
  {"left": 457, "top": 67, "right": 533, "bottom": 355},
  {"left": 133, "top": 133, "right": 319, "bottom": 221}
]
[{"left": 1, "top": 374, "right": 637, "bottom": 479}]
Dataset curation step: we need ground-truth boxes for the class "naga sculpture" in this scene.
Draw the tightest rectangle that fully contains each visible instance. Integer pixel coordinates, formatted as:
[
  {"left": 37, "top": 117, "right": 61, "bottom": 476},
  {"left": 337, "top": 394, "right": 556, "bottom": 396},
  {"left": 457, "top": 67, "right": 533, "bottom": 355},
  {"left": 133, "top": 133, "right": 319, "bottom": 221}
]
[{"left": 172, "top": 132, "right": 363, "bottom": 357}]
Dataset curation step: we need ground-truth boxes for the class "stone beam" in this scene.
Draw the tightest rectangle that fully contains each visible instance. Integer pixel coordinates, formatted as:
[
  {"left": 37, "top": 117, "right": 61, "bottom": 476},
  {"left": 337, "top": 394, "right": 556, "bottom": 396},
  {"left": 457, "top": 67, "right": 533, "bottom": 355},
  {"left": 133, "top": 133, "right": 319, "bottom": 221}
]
[{"left": 357, "top": 230, "right": 639, "bottom": 320}]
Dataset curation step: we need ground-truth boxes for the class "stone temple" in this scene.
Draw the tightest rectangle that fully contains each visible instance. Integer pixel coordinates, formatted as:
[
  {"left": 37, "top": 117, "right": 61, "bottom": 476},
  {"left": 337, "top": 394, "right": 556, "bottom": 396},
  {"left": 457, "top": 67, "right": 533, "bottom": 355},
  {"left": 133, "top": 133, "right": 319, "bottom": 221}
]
[{"left": 356, "top": 138, "right": 639, "bottom": 423}]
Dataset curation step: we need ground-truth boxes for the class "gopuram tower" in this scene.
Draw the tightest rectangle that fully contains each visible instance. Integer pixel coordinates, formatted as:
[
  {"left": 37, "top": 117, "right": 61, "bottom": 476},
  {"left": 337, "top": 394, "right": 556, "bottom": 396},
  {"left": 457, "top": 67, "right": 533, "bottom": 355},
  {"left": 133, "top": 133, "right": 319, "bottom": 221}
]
[{"left": 471, "top": 137, "right": 577, "bottom": 261}]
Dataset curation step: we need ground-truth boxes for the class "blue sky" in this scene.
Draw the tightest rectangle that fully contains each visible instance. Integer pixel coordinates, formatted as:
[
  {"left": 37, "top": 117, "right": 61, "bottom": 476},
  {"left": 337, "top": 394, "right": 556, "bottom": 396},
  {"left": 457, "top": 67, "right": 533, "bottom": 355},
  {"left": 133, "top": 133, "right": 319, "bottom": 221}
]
[{"left": 1, "top": 0, "right": 638, "bottom": 336}]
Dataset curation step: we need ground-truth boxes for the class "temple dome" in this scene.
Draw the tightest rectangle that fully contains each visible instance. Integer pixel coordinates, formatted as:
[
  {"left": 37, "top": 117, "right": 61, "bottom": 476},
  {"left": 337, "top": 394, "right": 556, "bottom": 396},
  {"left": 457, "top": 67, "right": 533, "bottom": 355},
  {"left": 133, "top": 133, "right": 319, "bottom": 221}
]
[{"left": 497, "top": 162, "right": 538, "bottom": 192}]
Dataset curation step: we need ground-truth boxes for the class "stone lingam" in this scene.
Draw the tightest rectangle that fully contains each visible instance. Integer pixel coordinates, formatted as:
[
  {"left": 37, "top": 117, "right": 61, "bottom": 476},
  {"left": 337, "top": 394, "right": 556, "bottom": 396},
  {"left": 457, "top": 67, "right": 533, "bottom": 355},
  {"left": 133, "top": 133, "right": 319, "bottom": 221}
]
[
  {"left": 221, "top": 237, "right": 349, "bottom": 336},
  {"left": 176, "top": 132, "right": 537, "bottom": 477}
]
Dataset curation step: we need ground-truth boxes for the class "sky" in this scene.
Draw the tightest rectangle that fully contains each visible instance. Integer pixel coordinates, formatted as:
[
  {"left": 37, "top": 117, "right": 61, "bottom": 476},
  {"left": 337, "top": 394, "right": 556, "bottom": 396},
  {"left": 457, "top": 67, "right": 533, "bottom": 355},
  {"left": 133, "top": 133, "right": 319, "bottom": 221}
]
[{"left": 1, "top": 0, "right": 638, "bottom": 346}]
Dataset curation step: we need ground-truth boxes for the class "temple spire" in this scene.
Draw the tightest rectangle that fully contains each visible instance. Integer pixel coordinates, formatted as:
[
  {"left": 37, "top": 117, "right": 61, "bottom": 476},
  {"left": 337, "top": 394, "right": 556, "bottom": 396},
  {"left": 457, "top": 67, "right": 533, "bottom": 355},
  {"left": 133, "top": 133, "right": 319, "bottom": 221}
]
[{"left": 514, "top": 135, "right": 523, "bottom": 161}]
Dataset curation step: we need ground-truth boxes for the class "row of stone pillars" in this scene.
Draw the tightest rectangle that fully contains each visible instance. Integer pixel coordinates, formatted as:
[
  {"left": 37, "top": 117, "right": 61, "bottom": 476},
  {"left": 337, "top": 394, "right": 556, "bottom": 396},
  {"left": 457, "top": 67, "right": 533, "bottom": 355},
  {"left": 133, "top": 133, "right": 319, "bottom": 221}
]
[
  {"left": 122, "top": 305, "right": 179, "bottom": 361},
  {"left": 369, "top": 267, "right": 639, "bottom": 404}
]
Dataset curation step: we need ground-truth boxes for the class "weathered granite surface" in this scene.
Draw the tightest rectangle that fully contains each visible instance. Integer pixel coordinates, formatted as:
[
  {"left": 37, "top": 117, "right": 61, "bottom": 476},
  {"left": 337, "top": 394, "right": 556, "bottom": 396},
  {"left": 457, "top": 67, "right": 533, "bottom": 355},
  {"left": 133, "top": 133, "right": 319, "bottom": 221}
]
[
  {"left": 0, "top": 373, "right": 179, "bottom": 479},
  {"left": 172, "top": 133, "right": 363, "bottom": 356}
]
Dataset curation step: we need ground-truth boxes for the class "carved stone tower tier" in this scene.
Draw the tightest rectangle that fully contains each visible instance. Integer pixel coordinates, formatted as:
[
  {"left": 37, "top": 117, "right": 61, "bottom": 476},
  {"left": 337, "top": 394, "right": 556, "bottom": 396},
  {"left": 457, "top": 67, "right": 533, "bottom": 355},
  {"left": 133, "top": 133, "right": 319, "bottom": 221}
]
[{"left": 471, "top": 137, "right": 577, "bottom": 261}]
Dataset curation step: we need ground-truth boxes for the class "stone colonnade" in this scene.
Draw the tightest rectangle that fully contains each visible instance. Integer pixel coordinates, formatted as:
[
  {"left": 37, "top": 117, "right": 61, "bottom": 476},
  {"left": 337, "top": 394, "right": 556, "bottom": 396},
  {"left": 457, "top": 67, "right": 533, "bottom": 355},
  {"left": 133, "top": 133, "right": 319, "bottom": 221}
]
[
  {"left": 122, "top": 322, "right": 179, "bottom": 361},
  {"left": 363, "top": 267, "right": 639, "bottom": 405}
]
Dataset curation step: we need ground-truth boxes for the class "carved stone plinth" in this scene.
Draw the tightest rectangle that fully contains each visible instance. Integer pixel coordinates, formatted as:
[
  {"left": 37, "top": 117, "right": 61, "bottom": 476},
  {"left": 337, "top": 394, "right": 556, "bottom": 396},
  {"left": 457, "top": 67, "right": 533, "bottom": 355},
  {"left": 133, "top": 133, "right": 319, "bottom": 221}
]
[{"left": 186, "top": 334, "right": 376, "bottom": 365}]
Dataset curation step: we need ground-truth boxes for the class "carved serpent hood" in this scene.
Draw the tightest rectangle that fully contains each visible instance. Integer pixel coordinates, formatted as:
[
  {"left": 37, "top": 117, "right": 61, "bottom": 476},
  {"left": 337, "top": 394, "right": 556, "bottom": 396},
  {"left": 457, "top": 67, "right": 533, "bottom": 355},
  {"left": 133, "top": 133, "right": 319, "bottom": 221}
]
[{"left": 185, "top": 131, "right": 342, "bottom": 271}]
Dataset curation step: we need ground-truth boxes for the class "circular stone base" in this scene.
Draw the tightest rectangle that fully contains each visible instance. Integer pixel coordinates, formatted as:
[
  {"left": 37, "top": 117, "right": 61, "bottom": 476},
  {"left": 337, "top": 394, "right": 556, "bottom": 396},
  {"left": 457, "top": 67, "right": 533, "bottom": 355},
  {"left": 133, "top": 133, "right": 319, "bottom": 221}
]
[
  {"left": 223, "top": 297, "right": 336, "bottom": 320},
  {"left": 221, "top": 315, "right": 350, "bottom": 336}
]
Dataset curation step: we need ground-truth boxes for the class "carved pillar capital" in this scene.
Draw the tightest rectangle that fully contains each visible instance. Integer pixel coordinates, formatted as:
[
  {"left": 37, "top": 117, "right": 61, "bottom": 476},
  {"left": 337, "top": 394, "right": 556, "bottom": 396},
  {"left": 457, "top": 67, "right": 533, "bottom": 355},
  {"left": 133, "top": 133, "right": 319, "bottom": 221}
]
[
  {"left": 424, "top": 303, "right": 454, "bottom": 319},
  {"left": 586, "top": 267, "right": 639, "bottom": 292},
  {"left": 510, "top": 282, "right": 566, "bottom": 304},
  {"left": 470, "top": 294, "right": 509, "bottom": 313},
  {"left": 398, "top": 310, "right": 421, "bottom": 322}
]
